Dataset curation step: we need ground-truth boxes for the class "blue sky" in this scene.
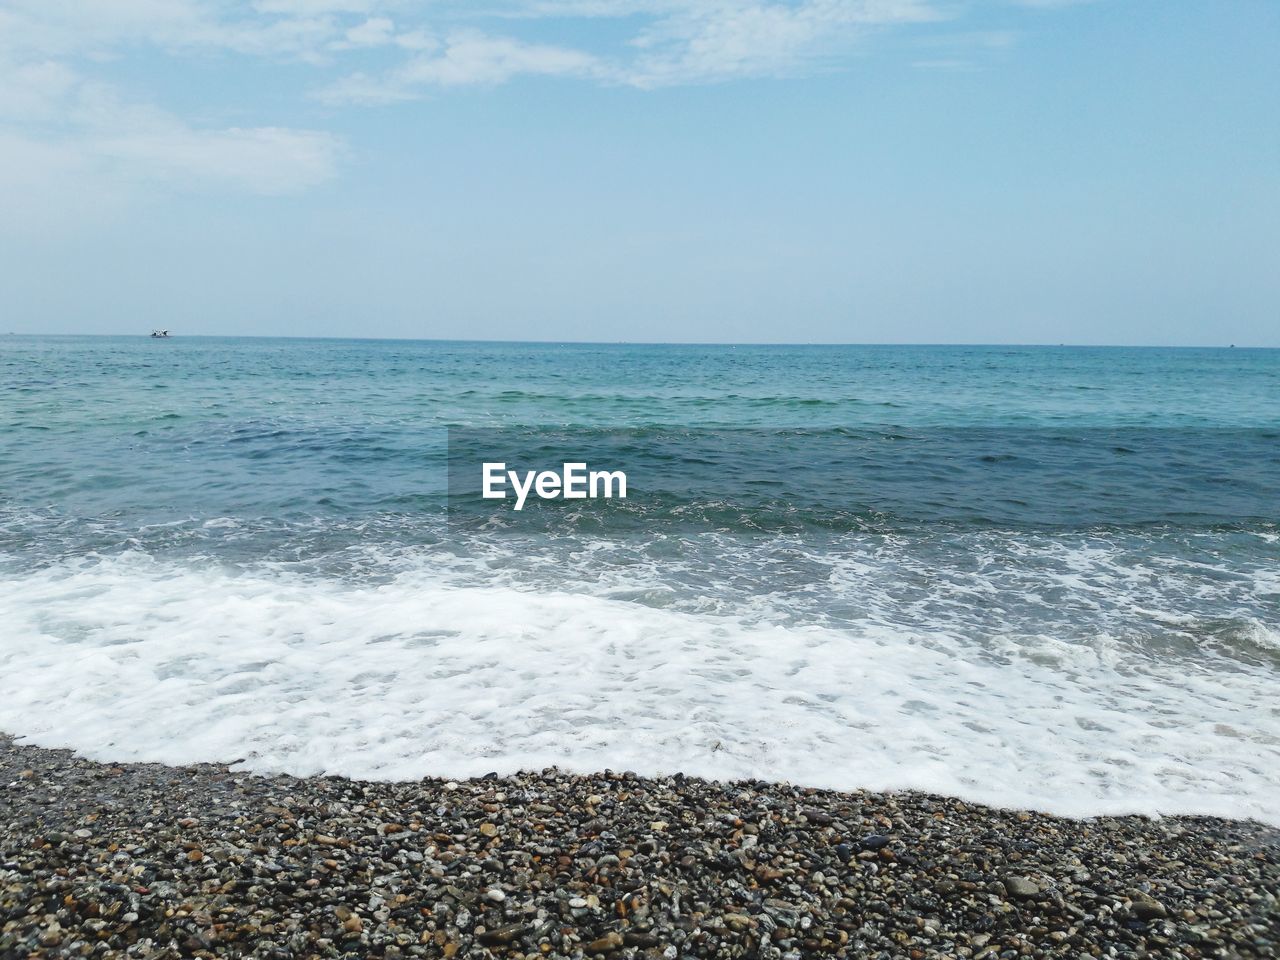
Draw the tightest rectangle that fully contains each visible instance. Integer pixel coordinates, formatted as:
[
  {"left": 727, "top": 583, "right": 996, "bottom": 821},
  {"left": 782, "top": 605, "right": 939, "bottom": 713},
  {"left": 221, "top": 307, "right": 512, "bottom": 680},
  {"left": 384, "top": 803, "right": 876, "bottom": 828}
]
[{"left": 1, "top": 0, "right": 1276, "bottom": 345}]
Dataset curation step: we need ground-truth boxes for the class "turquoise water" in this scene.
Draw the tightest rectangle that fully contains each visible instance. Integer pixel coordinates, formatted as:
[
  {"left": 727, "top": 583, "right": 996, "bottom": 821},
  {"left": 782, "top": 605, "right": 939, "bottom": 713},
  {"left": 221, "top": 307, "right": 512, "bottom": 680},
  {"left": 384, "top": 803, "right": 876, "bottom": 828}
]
[
  {"left": 2, "top": 336, "right": 1278, "bottom": 821},
  {"left": 6, "top": 337, "right": 1278, "bottom": 546}
]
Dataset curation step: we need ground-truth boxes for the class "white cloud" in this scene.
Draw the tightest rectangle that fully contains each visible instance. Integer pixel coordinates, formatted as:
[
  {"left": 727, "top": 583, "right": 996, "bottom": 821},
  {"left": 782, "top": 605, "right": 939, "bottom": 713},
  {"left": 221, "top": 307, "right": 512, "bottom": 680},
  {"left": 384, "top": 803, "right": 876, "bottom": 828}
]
[
  {"left": 0, "top": 54, "right": 342, "bottom": 215},
  {"left": 0, "top": 0, "right": 383, "bottom": 61},
  {"left": 0, "top": 0, "right": 1061, "bottom": 107},
  {"left": 91, "top": 124, "right": 343, "bottom": 194},
  {"left": 0, "top": 0, "right": 1088, "bottom": 222},
  {"left": 0, "top": 2, "right": 352, "bottom": 211},
  {"left": 0, "top": 0, "right": 1090, "bottom": 95},
  {"left": 320, "top": 31, "right": 608, "bottom": 101},
  {"left": 409, "top": 33, "right": 604, "bottom": 86},
  {"left": 317, "top": 0, "right": 947, "bottom": 100},
  {"left": 906, "top": 27, "right": 1018, "bottom": 70},
  {"left": 625, "top": 0, "right": 943, "bottom": 88},
  {"left": 340, "top": 16, "right": 397, "bottom": 47},
  {"left": 0, "top": 58, "right": 79, "bottom": 119},
  {"left": 0, "top": 1, "right": 216, "bottom": 56}
]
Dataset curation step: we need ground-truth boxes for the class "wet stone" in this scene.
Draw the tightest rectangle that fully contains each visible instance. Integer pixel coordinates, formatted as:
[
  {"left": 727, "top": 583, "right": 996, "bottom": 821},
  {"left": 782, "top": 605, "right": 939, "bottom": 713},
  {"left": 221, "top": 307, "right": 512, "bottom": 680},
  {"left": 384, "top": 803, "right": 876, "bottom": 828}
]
[{"left": 0, "top": 733, "right": 1275, "bottom": 960}]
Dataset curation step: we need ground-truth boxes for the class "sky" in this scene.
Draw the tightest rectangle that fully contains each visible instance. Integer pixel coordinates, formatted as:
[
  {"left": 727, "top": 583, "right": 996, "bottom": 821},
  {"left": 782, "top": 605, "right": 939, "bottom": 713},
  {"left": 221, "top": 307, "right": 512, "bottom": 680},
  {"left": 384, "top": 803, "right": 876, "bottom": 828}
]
[{"left": 0, "top": 1, "right": 1277, "bottom": 345}]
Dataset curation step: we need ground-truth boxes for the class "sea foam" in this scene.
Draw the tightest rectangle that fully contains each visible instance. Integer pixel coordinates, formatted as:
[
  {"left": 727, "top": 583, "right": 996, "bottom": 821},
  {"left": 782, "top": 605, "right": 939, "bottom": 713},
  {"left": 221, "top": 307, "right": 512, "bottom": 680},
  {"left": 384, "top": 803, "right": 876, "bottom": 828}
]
[{"left": 1, "top": 552, "right": 1276, "bottom": 825}]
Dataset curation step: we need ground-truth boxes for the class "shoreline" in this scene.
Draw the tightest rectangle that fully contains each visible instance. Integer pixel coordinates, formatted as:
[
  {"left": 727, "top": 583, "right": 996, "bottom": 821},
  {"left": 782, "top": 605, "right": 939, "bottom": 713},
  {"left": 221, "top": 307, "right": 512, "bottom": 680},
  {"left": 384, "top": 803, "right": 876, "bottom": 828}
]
[{"left": 2, "top": 735, "right": 1276, "bottom": 958}]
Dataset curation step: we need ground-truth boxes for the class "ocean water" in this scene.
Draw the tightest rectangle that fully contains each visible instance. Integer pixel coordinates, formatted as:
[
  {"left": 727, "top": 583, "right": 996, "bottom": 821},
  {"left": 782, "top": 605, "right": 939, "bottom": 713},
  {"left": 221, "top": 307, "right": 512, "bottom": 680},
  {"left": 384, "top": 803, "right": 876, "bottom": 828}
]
[{"left": 2, "top": 336, "right": 1278, "bottom": 823}]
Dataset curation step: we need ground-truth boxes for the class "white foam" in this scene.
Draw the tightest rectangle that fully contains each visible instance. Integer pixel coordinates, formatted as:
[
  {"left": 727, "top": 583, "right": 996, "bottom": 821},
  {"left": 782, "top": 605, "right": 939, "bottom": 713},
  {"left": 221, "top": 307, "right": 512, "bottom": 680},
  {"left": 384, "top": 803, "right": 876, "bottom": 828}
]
[
  {"left": 1, "top": 552, "right": 1277, "bottom": 824},
  {"left": 1241, "top": 620, "right": 1280, "bottom": 652}
]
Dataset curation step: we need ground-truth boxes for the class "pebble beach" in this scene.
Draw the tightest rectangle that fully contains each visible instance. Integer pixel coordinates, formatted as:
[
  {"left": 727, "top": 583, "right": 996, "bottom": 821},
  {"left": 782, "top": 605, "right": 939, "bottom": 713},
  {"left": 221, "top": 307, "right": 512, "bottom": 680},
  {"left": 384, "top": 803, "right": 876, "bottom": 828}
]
[
  {"left": 2, "top": 735, "right": 1276, "bottom": 959},
  {"left": 6, "top": 1, "right": 1280, "bottom": 955}
]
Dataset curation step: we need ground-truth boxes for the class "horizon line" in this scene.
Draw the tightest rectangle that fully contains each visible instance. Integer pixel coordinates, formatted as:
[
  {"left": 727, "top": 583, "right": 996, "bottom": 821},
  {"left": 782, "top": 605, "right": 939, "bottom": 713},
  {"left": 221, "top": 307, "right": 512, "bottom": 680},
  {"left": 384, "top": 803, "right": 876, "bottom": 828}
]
[{"left": 4, "top": 333, "right": 1276, "bottom": 350}]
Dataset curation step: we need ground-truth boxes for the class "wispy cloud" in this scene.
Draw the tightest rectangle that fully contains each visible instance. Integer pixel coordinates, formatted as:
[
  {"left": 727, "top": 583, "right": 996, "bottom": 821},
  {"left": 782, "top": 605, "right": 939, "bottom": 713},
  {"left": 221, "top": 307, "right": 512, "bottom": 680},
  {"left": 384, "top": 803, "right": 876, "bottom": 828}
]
[
  {"left": 0, "top": 56, "right": 342, "bottom": 213},
  {"left": 0, "top": 2, "right": 350, "bottom": 212},
  {"left": 0, "top": 0, "right": 1091, "bottom": 216},
  {"left": 316, "top": 0, "right": 947, "bottom": 100},
  {"left": 320, "top": 31, "right": 609, "bottom": 103},
  {"left": 624, "top": 0, "right": 943, "bottom": 88},
  {"left": 89, "top": 122, "right": 343, "bottom": 195},
  {"left": 909, "top": 27, "right": 1018, "bottom": 71},
  {"left": 0, "top": 0, "right": 411, "bottom": 64}
]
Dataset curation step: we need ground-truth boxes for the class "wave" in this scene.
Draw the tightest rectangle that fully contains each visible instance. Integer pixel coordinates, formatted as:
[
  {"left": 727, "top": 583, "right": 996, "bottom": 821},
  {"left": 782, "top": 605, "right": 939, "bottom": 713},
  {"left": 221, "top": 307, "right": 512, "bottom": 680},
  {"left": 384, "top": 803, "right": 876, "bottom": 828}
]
[{"left": 1, "top": 552, "right": 1276, "bottom": 825}]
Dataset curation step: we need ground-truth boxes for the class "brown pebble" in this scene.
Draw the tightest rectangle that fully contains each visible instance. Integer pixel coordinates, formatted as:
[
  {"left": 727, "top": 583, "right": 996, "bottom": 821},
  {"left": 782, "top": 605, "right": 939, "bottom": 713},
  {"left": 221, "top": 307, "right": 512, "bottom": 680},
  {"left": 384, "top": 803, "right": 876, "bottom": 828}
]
[{"left": 586, "top": 932, "right": 624, "bottom": 952}]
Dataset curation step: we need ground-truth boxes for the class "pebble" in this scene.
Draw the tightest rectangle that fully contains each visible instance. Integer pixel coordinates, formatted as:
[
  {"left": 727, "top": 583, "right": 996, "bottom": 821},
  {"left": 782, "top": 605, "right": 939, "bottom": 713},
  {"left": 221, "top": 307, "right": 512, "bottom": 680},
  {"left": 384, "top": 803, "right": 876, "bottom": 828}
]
[
  {"left": 0, "top": 733, "right": 1275, "bottom": 959},
  {"left": 586, "top": 931, "right": 624, "bottom": 952},
  {"left": 1130, "top": 895, "right": 1169, "bottom": 920},
  {"left": 1003, "top": 875, "right": 1041, "bottom": 899}
]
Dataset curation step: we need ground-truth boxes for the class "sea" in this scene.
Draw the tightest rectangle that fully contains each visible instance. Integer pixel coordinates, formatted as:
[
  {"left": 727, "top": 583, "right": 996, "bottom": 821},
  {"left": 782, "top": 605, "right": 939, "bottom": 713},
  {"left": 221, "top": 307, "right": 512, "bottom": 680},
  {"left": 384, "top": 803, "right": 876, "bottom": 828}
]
[{"left": 1, "top": 336, "right": 1277, "bottom": 824}]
